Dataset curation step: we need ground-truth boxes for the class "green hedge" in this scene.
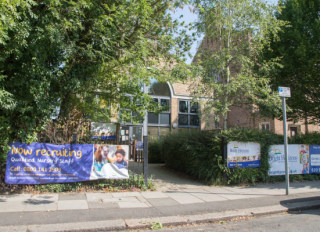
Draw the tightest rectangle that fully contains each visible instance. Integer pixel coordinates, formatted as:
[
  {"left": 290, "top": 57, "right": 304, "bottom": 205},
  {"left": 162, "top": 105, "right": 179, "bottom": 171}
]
[
  {"left": 149, "top": 128, "right": 320, "bottom": 185},
  {"left": 148, "top": 138, "right": 165, "bottom": 163},
  {"left": 160, "top": 130, "right": 225, "bottom": 184}
]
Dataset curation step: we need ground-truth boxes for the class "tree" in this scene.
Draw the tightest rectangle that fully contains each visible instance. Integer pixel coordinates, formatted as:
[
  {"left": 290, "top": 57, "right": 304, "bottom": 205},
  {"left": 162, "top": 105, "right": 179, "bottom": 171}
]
[
  {"left": 263, "top": 0, "right": 320, "bottom": 130},
  {"left": 0, "top": 1, "right": 191, "bottom": 153},
  {"left": 191, "top": 0, "right": 283, "bottom": 129}
]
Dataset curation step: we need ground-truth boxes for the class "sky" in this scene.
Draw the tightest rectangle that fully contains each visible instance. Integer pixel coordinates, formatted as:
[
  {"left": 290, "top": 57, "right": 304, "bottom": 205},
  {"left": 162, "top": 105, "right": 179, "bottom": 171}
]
[{"left": 172, "top": 0, "right": 279, "bottom": 64}]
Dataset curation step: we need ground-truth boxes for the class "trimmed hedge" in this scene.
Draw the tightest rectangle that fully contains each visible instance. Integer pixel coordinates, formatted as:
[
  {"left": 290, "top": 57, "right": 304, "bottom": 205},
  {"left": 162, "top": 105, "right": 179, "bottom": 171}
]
[
  {"left": 148, "top": 138, "right": 165, "bottom": 163},
  {"left": 160, "top": 130, "right": 225, "bottom": 185},
  {"left": 149, "top": 128, "right": 320, "bottom": 185}
]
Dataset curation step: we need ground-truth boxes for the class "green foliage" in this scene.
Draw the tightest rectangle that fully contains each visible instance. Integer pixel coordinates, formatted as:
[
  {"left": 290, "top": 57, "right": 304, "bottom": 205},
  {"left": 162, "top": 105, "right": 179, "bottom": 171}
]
[
  {"left": 289, "top": 133, "right": 320, "bottom": 145},
  {"left": 191, "top": 0, "right": 284, "bottom": 128},
  {"left": 33, "top": 172, "right": 154, "bottom": 193},
  {"left": 160, "top": 130, "right": 225, "bottom": 185},
  {"left": 262, "top": 0, "right": 320, "bottom": 123},
  {"left": 148, "top": 139, "right": 165, "bottom": 163},
  {"left": 150, "top": 221, "right": 163, "bottom": 230},
  {"left": 0, "top": 0, "right": 193, "bottom": 159},
  {"left": 151, "top": 128, "right": 320, "bottom": 185}
]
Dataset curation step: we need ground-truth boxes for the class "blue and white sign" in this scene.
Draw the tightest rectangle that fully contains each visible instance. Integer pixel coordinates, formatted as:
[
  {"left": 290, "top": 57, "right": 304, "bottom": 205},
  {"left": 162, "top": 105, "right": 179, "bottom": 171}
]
[
  {"left": 227, "top": 142, "right": 261, "bottom": 168},
  {"left": 309, "top": 145, "right": 320, "bottom": 174},
  {"left": 278, "top": 86, "right": 291, "bottom": 98},
  {"left": 268, "top": 144, "right": 310, "bottom": 175}
]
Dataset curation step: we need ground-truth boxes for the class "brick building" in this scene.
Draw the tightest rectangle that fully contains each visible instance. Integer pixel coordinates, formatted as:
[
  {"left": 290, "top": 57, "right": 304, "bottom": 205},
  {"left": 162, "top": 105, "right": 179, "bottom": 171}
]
[{"left": 117, "top": 80, "right": 216, "bottom": 141}]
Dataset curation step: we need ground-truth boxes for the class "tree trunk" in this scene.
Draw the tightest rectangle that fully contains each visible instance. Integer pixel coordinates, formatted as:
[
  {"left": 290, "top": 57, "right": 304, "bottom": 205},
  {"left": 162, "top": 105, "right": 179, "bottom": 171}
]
[
  {"left": 223, "top": 1, "right": 231, "bottom": 130},
  {"left": 58, "top": 91, "right": 72, "bottom": 119},
  {"left": 305, "top": 114, "right": 309, "bottom": 134}
]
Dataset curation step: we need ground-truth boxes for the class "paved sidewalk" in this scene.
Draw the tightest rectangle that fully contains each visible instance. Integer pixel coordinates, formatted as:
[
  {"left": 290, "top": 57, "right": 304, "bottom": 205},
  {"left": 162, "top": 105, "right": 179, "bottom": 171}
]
[{"left": 0, "top": 181, "right": 320, "bottom": 231}]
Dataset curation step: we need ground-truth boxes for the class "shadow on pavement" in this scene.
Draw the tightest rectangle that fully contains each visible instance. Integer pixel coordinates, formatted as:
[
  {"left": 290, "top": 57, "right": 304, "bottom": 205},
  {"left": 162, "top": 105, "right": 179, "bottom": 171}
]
[
  {"left": 24, "top": 199, "right": 54, "bottom": 205},
  {"left": 280, "top": 195, "right": 320, "bottom": 215}
]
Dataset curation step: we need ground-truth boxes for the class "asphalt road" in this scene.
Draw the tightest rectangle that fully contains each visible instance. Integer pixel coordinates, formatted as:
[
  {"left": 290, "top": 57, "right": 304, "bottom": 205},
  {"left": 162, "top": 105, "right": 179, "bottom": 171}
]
[{"left": 130, "top": 209, "right": 320, "bottom": 232}]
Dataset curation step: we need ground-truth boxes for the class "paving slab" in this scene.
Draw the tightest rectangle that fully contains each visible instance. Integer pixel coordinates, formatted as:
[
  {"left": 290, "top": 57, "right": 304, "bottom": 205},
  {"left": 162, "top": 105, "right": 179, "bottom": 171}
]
[
  {"left": 23, "top": 200, "right": 57, "bottom": 212},
  {"left": 87, "top": 201, "right": 119, "bottom": 209},
  {"left": 190, "top": 191, "right": 229, "bottom": 202},
  {"left": 136, "top": 195, "right": 152, "bottom": 207},
  {"left": 146, "top": 197, "right": 180, "bottom": 207},
  {"left": 164, "top": 192, "right": 204, "bottom": 204},
  {"left": 0, "top": 194, "right": 31, "bottom": 202},
  {"left": 204, "top": 187, "right": 238, "bottom": 195},
  {"left": 0, "top": 201, "right": 26, "bottom": 213},
  {"left": 30, "top": 194, "right": 59, "bottom": 202},
  {"left": 216, "top": 192, "right": 254, "bottom": 200},
  {"left": 111, "top": 192, "right": 141, "bottom": 198},
  {"left": 118, "top": 202, "right": 149, "bottom": 208},
  {"left": 222, "top": 187, "right": 279, "bottom": 198},
  {"left": 141, "top": 191, "right": 168, "bottom": 199},
  {"left": 205, "top": 187, "right": 259, "bottom": 200},
  {"left": 185, "top": 188, "right": 233, "bottom": 200},
  {"left": 58, "top": 193, "right": 86, "bottom": 201},
  {"left": 86, "top": 192, "right": 112, "bottom": 202},
  {"left": 0, "top": 225, "right": 28, "bottom": 232},
  {"left": 290, "top": 186, "right": 320, "bottom": 194},
  {"left": 57, "top": 200, "right": 88, "bottom": 210},
  {"left": 103, "top": 196, "right": 140, "bottom": 203}
]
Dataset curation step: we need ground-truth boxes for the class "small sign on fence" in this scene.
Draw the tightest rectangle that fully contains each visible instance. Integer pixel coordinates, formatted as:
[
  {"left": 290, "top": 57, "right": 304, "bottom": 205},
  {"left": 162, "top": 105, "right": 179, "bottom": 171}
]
[{"left": 227, "top": 141, "right": 261, "bottom": 168}]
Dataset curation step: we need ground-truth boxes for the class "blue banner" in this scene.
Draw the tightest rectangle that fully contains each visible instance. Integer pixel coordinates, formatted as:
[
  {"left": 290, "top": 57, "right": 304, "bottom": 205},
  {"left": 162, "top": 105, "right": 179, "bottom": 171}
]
[
  {"left": 228, "top": 160, "right": 260, "bottom": 168},
  {"left": 5, "top": 142, "right": 94, "bottom": 184},
  {"left": 90, "top": 136, "right": 116, "bottom": 141},
  {"left": 310, "top": 145, "right": 320, "bottom": 174}
]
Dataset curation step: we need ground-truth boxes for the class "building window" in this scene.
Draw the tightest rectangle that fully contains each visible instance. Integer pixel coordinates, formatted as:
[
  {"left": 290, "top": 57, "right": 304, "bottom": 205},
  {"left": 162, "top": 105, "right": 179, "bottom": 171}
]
[
  {"left": 148, "top": 97, "right": 170, "bottom": 127},
  {"left": 178, "top": 100, "right": 200, "bottom": 127},
  {"left": 259, "top": 122, "right": 270, "bottom": 131}
]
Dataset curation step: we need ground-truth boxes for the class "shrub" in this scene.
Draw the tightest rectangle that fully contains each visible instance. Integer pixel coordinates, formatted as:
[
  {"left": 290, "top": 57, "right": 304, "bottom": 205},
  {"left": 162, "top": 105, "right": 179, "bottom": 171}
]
[
  {"left": 161, "top": 130, "right": 225, "bottom": 185},
  {"left": 153, "top": 128, "right": 285, "bottom": 185},
  {"left": 148, "top": 139, "right": 164, "bottom": 163},
  {"left": 153, "top": 128, "right": 320, "bottom": 185},
  {"left": 289, "top": 132, "right": 320, "bottom": 144}
]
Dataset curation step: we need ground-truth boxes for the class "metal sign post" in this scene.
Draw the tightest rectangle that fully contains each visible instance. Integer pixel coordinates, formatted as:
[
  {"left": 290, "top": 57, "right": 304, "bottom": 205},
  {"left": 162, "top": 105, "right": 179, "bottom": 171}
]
[
  {"left": 143, "top": 83, "right": 148, "bottom": 187},
  {"left": 279, "top": 86, "right": 291, "bottom": 195}
]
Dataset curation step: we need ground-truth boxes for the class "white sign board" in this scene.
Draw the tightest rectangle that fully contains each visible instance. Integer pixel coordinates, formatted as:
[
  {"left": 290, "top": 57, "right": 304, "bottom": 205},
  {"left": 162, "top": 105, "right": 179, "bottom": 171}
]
[
  {"left": 268, "top": 144, "right": 309, "bottom": 175},
  {"left": 227, "top": 142, "right": 261, "bottom": 168},
  {"left": 90, "top": 144, "right": 129, "bottom": 179},
  {"left": 278, "top": 86, "right": 291, "bottom": 98}
]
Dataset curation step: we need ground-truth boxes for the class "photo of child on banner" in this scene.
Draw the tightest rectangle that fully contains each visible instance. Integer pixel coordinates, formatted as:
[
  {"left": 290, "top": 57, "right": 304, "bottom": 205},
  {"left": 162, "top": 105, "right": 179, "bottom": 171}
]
[
  {"left": 299, "top": 144, "right": 309, "bottom": 174},
  {"left": 90, "top": 145, "right": 129, "bottom": 179}
]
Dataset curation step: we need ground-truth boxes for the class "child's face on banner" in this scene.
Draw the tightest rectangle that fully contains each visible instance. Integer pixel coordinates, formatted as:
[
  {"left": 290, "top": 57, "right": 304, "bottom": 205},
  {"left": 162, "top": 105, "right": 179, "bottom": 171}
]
[{"left": 116, "top": 153, "right": 124, "bottom": 162}]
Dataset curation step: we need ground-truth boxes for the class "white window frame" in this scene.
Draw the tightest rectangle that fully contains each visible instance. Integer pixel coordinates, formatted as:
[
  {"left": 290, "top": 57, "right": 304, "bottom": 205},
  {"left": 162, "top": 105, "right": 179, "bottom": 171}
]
[{"left": 148, "top": 95, "right": 171, "bottom": 127}]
